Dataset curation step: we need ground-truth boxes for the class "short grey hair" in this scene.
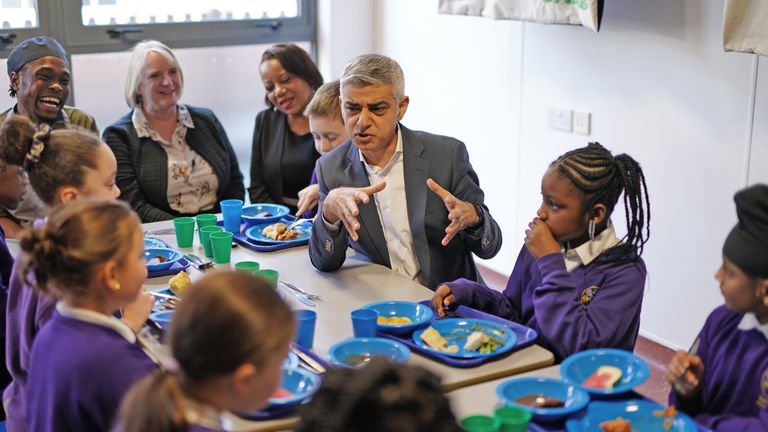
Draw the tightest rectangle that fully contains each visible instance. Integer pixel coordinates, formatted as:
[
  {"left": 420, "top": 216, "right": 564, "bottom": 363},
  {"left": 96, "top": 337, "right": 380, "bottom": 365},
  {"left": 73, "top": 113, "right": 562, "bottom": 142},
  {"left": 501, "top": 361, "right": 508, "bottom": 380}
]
[
  {"left": 124, "top": 40, "right": 183, "bottom": 108},
  {"left": 340, "top": 54, "right": 405, "bottom": 102}
]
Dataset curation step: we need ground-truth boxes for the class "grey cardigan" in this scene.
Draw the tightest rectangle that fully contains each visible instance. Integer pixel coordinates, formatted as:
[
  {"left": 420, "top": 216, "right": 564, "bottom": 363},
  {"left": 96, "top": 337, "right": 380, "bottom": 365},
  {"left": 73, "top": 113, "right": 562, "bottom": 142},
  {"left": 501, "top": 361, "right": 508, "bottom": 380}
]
[{"left": 103, "top": 105, "right": 245, "bottom": 222}]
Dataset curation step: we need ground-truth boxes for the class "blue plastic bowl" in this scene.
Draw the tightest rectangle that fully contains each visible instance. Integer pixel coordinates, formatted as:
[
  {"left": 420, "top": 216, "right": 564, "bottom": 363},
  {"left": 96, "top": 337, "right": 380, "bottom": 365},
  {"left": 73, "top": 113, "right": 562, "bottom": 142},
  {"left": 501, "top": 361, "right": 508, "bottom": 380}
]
[
  {"left": 360, "top": 301, "right": 434, "bottom": 336},
  {"left": 241, "top": 203, "right": 290, "bottom": 227},
  {"left": 327, "top": 337, "right": 411, "bottom": 368},
  {"left": 268, "top": 366, "right": 321, "bottom": 408},
  {"left": 145, "top": 248, "right": 183, "bottom": 272},
  {"left": 496, "top": 377, "right": 589, "bottom": 422},
  {"left": 149, "top": 310, "right": 174, "bottom": 331},
  {"left": 560, "top": 348, "right": 651, "bottom": 396}
]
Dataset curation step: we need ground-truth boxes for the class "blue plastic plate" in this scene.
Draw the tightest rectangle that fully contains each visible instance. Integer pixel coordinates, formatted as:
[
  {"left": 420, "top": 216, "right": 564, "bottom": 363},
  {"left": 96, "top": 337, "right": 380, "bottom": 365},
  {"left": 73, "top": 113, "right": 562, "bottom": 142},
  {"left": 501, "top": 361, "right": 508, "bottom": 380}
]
[
  {"left": 565, "top": 399, "right": 698, "bottom": 432},
  {"left": 244, "top": 221, "right": 311, "bottom": 245},
  {"left": 411, "top": 318, "right": 517, "bottom": 358},
  {"left": 560, "top": 348, "right": 651, "bottom": 396},
  {"left": 242, "top": 203, "right": 291, "bottom": 226},
  {"left": 144, "top": 238, "right": 166, "bottom": 249}
]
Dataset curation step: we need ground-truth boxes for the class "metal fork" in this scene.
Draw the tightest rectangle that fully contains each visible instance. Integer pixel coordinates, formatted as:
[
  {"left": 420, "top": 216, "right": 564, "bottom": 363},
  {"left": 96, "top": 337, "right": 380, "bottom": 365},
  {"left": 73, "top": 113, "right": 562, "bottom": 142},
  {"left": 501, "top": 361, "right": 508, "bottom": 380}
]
[
  {"left": 280, "top": 280, "right": 321, "bottom": 300},
  {"left": 286, "top": 217, "right": 313, "bottom": 231}
]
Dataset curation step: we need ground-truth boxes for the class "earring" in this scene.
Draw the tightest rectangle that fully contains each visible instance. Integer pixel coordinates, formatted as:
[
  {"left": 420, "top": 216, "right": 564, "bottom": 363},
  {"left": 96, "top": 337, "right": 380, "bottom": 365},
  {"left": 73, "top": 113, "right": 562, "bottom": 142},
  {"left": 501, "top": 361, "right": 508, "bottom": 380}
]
[
  {"left": 113, "top": 282, "right": 121, "bottom": 291},
  {"left": 588, "top": 219, "right": 595, "bottom": 241}
]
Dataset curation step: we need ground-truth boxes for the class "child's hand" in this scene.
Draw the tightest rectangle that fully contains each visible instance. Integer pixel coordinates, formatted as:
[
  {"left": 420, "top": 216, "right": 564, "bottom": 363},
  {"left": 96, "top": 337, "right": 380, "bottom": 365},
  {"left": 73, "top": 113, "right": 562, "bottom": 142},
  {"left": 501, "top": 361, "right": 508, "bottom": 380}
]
[
  {"left": 666, "top": 350, "right": 704, "bottom": 398},
  {"left": 296, "top": 184, "right": 320, "bottom": 216},
  {"left": 524, "top": 218, "right": 560, "bottom": 259},
  {"left": 431, "top": 284, "right": 455, "bottom": 318},
  {"left": 122, "top": 289, "right": 154, "bottom": 333}
]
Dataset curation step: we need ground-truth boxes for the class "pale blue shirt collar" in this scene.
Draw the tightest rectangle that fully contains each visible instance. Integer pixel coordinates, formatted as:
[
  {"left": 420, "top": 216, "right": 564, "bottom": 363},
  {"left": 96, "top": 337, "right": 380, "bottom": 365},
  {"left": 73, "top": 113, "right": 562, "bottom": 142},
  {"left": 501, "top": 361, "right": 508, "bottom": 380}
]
[
  {"left": 738, "top": 312, "right": 768, "bottom": 341},
  {"left": 56, "top": 301, "right": 136, "bottom": 343},
  {"left": 562, "top": 222, "right": 621, "bottom": 272}
]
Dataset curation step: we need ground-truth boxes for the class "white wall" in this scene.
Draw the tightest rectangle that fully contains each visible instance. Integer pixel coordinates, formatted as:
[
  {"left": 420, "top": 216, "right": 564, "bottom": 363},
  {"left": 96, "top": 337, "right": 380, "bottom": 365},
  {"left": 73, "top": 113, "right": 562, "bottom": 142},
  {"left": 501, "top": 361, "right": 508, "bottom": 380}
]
[{"left": 373, "top": 0, "right": 763, "bottom": 349}]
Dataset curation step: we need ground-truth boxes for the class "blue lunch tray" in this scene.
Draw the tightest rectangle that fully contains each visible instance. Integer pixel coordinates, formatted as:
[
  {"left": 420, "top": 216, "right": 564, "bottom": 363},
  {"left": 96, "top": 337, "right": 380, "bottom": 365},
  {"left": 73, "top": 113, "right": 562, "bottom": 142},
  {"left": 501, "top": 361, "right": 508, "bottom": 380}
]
[
  {"left": 375, "top": 301, "right": 538, "bottom": 368},
  {"left": 217, "top": 215, "right": 311, "bottom": 252},
  {"left": 144, "top": 238, "right": 189, "bottom": 278}
]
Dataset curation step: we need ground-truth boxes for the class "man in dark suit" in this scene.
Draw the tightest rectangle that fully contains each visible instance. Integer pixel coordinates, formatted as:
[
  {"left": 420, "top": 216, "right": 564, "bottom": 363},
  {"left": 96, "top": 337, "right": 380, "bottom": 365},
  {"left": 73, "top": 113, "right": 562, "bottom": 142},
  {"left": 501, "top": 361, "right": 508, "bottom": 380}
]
[{"left": 309, "top": 54, "right": 502, "bottom": 289}]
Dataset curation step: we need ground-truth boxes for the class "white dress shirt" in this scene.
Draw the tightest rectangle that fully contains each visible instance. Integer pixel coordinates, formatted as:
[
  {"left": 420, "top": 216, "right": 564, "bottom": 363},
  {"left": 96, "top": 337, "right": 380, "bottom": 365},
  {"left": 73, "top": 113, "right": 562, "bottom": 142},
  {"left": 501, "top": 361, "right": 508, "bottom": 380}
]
[{"left": 359, "top": 127, "right": 424, "bottom": 284}]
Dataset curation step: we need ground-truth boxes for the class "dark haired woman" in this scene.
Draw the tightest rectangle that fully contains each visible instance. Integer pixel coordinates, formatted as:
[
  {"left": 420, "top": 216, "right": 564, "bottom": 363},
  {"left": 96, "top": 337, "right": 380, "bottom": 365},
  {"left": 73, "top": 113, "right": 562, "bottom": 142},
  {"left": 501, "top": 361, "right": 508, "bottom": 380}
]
[
  {"left": 432, "top": 142, "right": 651, "bottom": 360},
  {"left": 250, "top": 43, "right": 323, "bottom": 212}
]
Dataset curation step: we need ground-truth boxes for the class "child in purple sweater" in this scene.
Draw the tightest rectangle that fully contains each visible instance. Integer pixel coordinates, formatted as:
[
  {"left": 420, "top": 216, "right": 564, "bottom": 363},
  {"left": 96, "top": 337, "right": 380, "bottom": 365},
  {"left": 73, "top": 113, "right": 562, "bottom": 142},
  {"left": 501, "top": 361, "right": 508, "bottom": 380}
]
[
  {"left": 432, "top": 142, "right": 651, "bottom": 360},
  {"left": 1, "top": 115, "right": 153, "bottom": 432},
  {"left": 116, "top": 271, "right": 295, "bottom": 432},
  {"left": 667, "top": 184, "right": 768, "bottom": 431},
  {"left": 20, "top": 200, "right": 157, "bottom": 432}
]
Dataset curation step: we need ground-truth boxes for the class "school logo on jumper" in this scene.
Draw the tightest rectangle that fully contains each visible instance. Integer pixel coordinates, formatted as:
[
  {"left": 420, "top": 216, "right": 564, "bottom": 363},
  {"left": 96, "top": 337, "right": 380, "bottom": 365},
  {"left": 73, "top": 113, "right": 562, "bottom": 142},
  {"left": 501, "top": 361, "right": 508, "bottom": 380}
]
[
  {"left": 580, "top": 285, "right": 600, "bottom": 307},
  {"left": 759, "top": 368, "right": 768, "bottom": 408}
]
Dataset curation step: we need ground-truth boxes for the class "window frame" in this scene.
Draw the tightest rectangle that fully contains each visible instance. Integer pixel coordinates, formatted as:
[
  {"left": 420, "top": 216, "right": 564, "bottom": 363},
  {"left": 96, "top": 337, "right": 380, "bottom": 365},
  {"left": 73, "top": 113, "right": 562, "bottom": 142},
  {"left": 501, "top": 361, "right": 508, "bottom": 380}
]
[{"left": 1, "top": 0, "right": 316, "bottom": 56}]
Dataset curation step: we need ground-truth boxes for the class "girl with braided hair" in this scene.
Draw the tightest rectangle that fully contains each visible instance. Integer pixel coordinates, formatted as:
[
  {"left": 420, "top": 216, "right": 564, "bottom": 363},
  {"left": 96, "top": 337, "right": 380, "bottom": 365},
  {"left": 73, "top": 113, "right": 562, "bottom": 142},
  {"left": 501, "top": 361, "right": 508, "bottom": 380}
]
[
  {"left": 1, "top": 115, "right": 154, "bottom": 432},
  {"left": 21, "top": 199, "right": 157, "bottom": 432},
  {"left": 433, "top": 142, "right": 651, "bottom": 360},
  {"left": 296, "top": 358, "right": 461, "bottom": 432}
]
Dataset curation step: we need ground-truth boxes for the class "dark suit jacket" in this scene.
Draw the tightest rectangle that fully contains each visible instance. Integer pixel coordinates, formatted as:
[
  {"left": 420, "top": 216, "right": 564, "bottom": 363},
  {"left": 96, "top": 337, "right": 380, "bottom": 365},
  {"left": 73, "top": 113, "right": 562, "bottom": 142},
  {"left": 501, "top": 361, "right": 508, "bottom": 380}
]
[
  {"left": 248, "top": 109, "right": 319, "bottom": 211},
  {"left": 103, "top": 105, "right": 245, "bottom": 222},
  {"left": 309, "top": 125, "right": 502, "bottom": 289}
]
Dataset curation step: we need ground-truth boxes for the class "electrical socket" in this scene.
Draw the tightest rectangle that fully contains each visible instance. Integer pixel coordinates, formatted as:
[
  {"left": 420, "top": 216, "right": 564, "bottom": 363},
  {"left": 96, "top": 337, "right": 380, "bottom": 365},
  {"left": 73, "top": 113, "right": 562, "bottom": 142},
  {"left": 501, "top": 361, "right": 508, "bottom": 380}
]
[
  {"left": 548, "top": 107, "right": 573, "bottom": 132},
  {"left": 573, "top": 111, "right": 591, "bottom": 135}
]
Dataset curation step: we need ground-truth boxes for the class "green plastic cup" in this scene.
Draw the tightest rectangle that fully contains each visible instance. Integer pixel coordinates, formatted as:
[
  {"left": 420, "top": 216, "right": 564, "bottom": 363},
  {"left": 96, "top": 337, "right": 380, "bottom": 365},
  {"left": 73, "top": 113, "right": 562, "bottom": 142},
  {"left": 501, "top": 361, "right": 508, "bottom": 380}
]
[
  {"left": 199, "top": 225, "right": 224, "bottom": 258},
  {"left": 209, "top": 231, "right": 234, "bottom": 264},
  {"left": 195, "top": 214, "right": 218, "bottom": 244},
  {"left": 173, "top": 217, "right": 195, "bottom": 248},
  {"left": 255, "top": 269, "right": 279, "bottom": 288},
  {"left": 494, "top": 406, "right": 532, "bottom": 432},
  {"left": 460, "top": 414, "right": 501, "bottom": 432},
  {"left": 235, "top": 261, "right": 260, "bottom": 274}
]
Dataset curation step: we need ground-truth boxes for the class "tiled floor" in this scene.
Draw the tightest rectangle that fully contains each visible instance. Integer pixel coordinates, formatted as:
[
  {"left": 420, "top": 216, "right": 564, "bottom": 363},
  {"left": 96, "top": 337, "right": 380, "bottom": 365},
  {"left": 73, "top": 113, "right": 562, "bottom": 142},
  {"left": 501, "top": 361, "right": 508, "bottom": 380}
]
[{"left": 476, "top": 264, "right": 674, "bottom": 405}]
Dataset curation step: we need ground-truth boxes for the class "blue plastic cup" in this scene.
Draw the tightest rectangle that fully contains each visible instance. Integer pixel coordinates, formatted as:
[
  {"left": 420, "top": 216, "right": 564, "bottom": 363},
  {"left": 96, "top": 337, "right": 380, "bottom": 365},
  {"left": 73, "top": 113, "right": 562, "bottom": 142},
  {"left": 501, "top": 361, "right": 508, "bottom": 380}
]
[
  {"left": 294, "top": 310, "right": 317, "bottom": 350},
  {"left": 351, "top": 309, "right": 378, "bottom": 338},
  {"left": 220, "top": 199, "right": 243, "bottom": 234}
]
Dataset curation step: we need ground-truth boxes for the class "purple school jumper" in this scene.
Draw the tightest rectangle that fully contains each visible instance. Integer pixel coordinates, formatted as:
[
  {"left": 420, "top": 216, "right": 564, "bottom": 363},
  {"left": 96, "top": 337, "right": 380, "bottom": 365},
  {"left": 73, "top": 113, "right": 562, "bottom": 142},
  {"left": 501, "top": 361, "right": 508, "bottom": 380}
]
[
  {"left": 4, "top": 250, "right": 57, "bottom": 431},
  {"left": 0, "top": 226, "right": 14, "bottom": 406},
  {"left": 669, "top": 306, "right": 768, "bottom": 431},
  {"left": 26, "top": 309, "right": 157, "bottom": 432},
  {"left": 447, "top": 246, "right": 646, "bottom": 360}
]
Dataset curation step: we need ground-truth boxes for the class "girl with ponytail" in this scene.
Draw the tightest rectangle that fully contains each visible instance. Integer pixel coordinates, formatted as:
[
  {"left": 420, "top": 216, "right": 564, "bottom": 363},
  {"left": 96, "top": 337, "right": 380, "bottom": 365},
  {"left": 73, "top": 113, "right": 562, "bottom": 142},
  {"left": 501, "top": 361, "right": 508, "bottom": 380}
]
[
  {"left": 21, "top": 199, "right": 157, "bottom": 432},
  {"left": 1, "top": 115, "right": 153, "bottom": 432},
  {"left": 432, "top": 142, "right": 651, "bottom": 360},
  {"left": 116, "top": 271, "right": 294, "bottom": 432}
]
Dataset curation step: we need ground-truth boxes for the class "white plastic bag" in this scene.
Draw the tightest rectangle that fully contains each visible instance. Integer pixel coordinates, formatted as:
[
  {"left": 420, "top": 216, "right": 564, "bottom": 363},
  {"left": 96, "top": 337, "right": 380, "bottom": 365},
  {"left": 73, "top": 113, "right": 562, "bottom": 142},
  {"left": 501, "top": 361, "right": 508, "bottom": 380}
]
[{"left": 439, "top": 0, "right": 603, "bottom": 33}]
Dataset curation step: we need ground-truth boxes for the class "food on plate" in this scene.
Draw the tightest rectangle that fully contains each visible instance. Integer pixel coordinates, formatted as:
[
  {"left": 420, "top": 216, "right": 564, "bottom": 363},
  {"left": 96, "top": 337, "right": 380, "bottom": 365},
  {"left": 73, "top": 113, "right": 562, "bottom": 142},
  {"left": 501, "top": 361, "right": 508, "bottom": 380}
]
[
  {"left": 146, "top": 255, "right": 168, "bottom": 265},
  {"left": 462, "top": 330, "right": 504, "bottom": 353},
  {"left": 262, "top": 222, "right": 299, "bottom": 241},
  {"left": 271, "top": 387, "right": 292, "bottom": 399},
  {"left": 653, "top": 406, "right": 677, "bottom": 430},
  {"left": 583, "top": 365, "right": 623, "bottom": 389},
  {"left": 377, "top": 316, "right": 413, "bottom": 325},
  {"left": 514, "top": 394, "right": 566, "bottom": 408},
  {"left": 599, "top": 417, "right": 632, "bottom": 432},
  {"left": 420, "top": 327, "right": 459, "bottom": 353},
  {"left": 169, "top": 270, "right": 191, "bottom": 296}
]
